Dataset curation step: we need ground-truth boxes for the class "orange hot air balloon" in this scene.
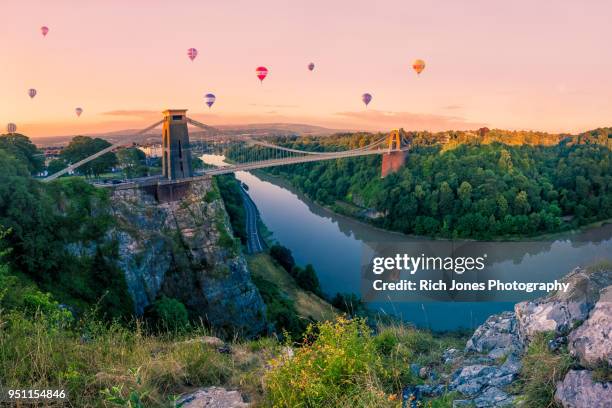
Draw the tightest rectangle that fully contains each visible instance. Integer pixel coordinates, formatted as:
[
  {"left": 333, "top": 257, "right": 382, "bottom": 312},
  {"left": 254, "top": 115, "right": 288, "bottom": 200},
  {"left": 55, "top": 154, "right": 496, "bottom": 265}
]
[{"left": 412, "top": 59, "right": 426, "bottom": 75}]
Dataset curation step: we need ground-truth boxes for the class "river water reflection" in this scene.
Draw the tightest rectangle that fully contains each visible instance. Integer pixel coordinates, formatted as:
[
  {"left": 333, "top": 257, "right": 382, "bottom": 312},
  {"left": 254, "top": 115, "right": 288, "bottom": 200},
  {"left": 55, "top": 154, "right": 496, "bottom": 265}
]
[{"left": 202, "top": 154, "right": 612, "bottom": 330}]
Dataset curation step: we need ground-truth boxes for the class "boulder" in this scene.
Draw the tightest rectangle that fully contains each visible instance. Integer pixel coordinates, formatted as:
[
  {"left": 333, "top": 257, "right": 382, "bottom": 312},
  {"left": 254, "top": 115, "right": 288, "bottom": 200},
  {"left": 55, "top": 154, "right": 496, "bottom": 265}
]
[
  {"left": 515, "top": 267, "right": 611, "bottom": 343},
  {"left": 568, "top": 286, "right": 612, "bottom": 366},
  {"left": 465, "top": 311, "right": 521, "bottom": 358},
  {"left": 554, "top": 370, "right": 612, "bottom": 408},
  {"left": 449, "top": 363, "right": 517, "bottom": 396},
  {"left": 473, "top": 386, "right": 514, "bottom": 407},
  {"left": 442, "top": 348, "right": 461, "bottom": 364},
  {"left": 177, "top": 387, "right": 249, "bottom": 408}
]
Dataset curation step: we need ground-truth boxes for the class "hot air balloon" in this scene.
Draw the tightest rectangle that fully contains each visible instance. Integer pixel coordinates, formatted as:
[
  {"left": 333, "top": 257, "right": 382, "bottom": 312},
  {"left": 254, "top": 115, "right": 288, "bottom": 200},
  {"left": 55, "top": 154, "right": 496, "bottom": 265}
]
[
  {"left": 308, "top": 62, "right": 315, "bottom": 71},
  {"left": 255, "top": 66, "right": 268, "bottom": 82},
  {"left": 187, "top": 48, "right": 198, "bottom": 61},
  {"left": 204, "top": 93, "right": 216, "bottom": 108},
  {"left": 41, "top": 26, "right": 49, "bottom": 37},
  {"left": 362, "top": 93, "right": 372, "bottom": 107},
  {"left": 6, "top": 123, "right": 17, "bottom": 134},
  {"left": 28, "top": 89, "right": 37, "bottom": 99},
  {"left": 412, "top": 59, "right": 426, "bottom": 75},
  {"left": 75, "top": 107, "right": 83, "bottom": 117}
]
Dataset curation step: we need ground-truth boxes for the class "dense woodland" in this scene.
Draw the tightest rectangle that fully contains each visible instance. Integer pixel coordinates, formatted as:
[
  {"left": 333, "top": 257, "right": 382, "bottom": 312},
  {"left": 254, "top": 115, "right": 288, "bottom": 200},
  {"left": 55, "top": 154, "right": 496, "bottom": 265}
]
[
  {"left": 0, "top": 135, "right": 133, "bottom": 319},
  {"left": 228, "top": 130, "right": 612, "bottom": 239}
]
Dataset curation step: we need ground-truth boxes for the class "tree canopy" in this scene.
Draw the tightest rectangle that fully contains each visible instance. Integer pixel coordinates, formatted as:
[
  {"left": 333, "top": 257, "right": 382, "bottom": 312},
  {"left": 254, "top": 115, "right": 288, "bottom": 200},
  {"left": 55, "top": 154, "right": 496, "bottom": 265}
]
[
  {"left": 228, "top": 135, "right": 612, "bottom": 239},
  {"left": 60, "top": 136, "right": 118, "bottom": 177}
]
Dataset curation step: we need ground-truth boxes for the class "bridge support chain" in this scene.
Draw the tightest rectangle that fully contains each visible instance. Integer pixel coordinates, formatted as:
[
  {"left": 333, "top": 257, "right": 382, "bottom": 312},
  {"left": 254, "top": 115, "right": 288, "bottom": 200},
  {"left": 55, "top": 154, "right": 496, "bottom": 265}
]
[{"left": 381, "top": 129, "right": 411, "bottom": 178}]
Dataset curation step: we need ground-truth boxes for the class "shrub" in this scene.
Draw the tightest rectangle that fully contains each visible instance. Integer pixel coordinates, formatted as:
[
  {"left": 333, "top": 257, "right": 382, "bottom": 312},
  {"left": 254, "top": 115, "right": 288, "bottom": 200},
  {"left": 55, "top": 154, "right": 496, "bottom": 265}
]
[
  {"left": 144, "top": 296, "right": 189, "bottom": 333},
  {"left": 269, "top": 244, "right": 295, "bottom": 273},
  {"left": 331, "top": 293, "right": 363, "bottom": 316},
  {"left": 293, "top": 264, "right": 322, "bottom": 295},
  {"left": 264, "top": 317, "right": 398, "bottom": 407},
  {"left": 252, "top": 274, "right": 307, "bottom": 338}
]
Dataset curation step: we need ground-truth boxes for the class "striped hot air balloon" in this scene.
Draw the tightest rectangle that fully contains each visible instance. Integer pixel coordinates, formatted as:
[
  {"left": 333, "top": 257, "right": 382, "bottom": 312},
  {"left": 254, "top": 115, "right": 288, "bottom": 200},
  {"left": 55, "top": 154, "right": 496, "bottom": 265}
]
[
  {"left": 204, "top": 93, "right": 216, "bottom": 108},
  {"left": 255, "top": 66, "right": 268, "bottom": 82},
  {"left": 41, "top": 26, "right": 49, "bottom": 37},
  {"left": 187, "top": 48, "right": 198, "bottom": 61},
  {"left": 75, "top": 107, "right": 83, "bottom": 117},
  {"left": 28, "top": 88, "right": 37, "bottom": 99},
  {"left": 6, "top": 123, "right": 17, "bottom": 134},
  {"left": 412, "top": 59, "right": 426, "bottom": 75},
  {"left": 362, "top": 93, "right": 372, "bottom": 107}
]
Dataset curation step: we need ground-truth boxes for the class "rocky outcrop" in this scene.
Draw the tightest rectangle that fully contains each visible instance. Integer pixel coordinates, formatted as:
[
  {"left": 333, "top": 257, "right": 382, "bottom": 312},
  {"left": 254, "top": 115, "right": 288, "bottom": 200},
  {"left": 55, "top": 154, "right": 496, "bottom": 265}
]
[
  {"left": 465, "top": 311, "right": 522, "bottom": 359},
  {"left": 110, "top": 180, "right": 267, "bottom": 337},
  {"left": 554, "top": 370, "right": 612, "bottom": 408},
  {"left": 444, "top": 265, "right": 612, "bottom": 407},
  {"left": 515, "top": 266, "right": 611, "bottom": 342},
  {"left": 178, "top": 386, "right": 250, "bottom": 408},
  {"left": 568, "top": 286, "right": 612, "bottom": 366}
]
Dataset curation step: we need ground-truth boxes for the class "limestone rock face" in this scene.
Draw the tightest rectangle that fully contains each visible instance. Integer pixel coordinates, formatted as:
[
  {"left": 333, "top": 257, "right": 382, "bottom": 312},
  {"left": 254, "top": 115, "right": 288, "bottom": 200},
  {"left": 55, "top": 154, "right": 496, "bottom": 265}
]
[
  {"left": 554, "top": 370, "right": 612, "bottom": 408},
  {"left": 449, "top": 353, "right": 522, "bottom": 397},
  {"left": 111, "top": 180, "right": 267, "bottom": 337},
  {"left": 465, "top": 311, "right": 522, "bottom": 358},
  {"left": 568, "top": 286, "right": 612, "bottom": 366},
  {"left": 515, "top": 267, "right": 611, "bottom": 342},
  {"left": 178, "top": 387, "right": 249, "bottom": 408}
]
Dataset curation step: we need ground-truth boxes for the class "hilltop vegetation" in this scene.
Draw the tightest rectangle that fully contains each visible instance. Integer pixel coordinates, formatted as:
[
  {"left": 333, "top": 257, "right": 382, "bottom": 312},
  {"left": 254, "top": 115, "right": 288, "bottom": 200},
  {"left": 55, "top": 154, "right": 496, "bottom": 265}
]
[{"left": 236, "top": 133, "right": 612, "bottom": 239}]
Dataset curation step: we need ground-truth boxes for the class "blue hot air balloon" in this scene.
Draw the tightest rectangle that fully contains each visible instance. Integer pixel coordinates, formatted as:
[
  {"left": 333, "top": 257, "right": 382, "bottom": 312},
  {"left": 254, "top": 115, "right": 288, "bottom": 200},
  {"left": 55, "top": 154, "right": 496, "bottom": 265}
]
[
  {"left": 362, "top": 93, "right": 372, "bottom": 107},
  {"left": 204, "top": 93, "right": 216, "bottom": 108}
]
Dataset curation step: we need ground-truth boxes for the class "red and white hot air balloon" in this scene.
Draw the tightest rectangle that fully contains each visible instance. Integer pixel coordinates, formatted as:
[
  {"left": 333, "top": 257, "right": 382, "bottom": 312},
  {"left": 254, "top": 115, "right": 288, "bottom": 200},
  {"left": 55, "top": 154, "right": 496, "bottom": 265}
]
[
  {"left": 308, "top": 62, "right": 315, "bottom": 71},
  {"left": 255, "top": 66, "right": 268, "bottom": 83},
  {"left": 187, "top": 48, "right": 198, "bottom": 61},
  {"left": 75, "top": 107, "right": 83, "bottom": 117},
  {"left": 28, "top": 88, "right": 37, "bottom": 99},
  {"left": 41, "top": 26, "right": 49, "bottom": 37},
  {"left": 6, "top": 123, "right": 17, "bottom": 134}
]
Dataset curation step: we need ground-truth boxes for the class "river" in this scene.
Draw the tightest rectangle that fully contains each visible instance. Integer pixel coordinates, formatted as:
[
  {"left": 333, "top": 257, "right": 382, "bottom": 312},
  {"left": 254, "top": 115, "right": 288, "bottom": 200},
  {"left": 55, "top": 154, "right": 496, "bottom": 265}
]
[{"left": 202, "top": 154, "right": 612, "bottom": 331}]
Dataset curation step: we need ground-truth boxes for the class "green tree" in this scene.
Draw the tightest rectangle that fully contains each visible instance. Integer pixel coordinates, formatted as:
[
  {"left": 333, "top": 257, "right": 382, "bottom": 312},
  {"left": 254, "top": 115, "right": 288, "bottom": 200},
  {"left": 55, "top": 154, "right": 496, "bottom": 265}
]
[
  {"left": 0, "top": 133, "right": 44, "bottom": 174},
  {"left": 60, "top": 136, "right": 117, "bottom": 178},
  {"left": 294, "top": 264, "right": 321, "bottom": 295},
  {"left": 116, "top": 147, "right": 147, "bottom": 179},
  {"left": 269, "top": 244, "right": 295, "bottom": 273},
  {"left": 515, "top": 191, "right": 531, "bottom": 214}
]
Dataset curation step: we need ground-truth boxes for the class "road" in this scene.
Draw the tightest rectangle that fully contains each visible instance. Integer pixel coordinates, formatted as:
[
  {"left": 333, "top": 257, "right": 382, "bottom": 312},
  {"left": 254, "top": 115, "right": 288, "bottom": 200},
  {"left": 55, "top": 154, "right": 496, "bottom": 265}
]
[{"left": 240, "top": 186, "right": 265, "bottom": 254}]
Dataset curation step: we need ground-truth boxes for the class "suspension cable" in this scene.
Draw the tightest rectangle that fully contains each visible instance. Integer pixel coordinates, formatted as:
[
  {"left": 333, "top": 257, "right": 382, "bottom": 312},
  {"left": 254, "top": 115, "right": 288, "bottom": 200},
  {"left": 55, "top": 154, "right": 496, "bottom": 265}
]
[{"left": 44, "top": 119, "right": 164, "bottom": 182}]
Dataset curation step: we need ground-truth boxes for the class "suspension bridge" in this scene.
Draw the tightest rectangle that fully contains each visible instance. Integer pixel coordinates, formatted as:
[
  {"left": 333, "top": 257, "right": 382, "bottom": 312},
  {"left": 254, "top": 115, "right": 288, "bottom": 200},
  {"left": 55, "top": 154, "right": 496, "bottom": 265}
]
[{"left": 43, "top": 109, "right": 411, "bottom": 197}]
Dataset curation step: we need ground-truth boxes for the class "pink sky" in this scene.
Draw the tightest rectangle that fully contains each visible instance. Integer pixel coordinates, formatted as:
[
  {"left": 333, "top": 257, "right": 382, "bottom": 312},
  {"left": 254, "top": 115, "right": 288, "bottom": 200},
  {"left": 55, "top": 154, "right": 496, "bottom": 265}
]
[{"left": 1, "top": 0, "right": 611, "bottom": 137}]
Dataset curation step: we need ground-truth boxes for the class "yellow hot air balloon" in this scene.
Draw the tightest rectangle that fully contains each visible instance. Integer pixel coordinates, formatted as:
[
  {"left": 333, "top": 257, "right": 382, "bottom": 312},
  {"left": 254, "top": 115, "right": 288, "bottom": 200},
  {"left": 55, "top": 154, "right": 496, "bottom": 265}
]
[{"left": 412, "top": 59, "right": 426, "bottom": 75}]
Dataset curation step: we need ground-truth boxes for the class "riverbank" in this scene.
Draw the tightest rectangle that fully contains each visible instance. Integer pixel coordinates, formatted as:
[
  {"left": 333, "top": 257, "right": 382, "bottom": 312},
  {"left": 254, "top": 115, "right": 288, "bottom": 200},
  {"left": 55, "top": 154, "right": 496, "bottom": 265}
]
[{"left": 251, "top": 170, "right": 612, "bottom": 243}]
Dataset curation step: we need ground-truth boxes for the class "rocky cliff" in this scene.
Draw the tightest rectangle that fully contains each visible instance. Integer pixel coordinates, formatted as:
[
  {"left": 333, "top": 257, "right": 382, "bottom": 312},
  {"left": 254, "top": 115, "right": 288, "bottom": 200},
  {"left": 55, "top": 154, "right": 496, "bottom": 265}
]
[
  {"left": 109, "top": 179, "right": 267, "bottom": 338},
  {"left": 412, "top": 264, "right": 612, "bottom": 407}
]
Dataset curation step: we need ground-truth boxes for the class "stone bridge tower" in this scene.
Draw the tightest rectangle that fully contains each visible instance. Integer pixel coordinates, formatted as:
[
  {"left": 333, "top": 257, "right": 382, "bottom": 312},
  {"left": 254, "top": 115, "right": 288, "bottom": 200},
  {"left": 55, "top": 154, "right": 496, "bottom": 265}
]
[
  {"left": 381, "top": 128, "right": 411, "bottom": 177},
  {"left": 162, "top": 109, "right": 193, "bottom": 180}
]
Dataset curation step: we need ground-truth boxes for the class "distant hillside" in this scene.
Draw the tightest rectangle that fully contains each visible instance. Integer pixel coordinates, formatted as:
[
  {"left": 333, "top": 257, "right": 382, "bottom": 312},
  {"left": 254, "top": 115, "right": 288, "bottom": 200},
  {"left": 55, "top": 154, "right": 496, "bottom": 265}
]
[
  {"left": 30, "top": 123, "right": 343, "bottom": 147},
  {"left": 411, "top": 127, "right": 612, "bottom": 150},
  {"left": 28, "top": 125, "right": 612, "bottom": 149}
]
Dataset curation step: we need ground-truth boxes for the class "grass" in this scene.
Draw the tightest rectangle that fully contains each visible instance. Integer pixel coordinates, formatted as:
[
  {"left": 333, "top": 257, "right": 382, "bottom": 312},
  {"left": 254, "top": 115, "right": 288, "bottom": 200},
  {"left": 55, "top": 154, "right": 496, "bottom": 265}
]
[
  {"left": 512, "top": 332, "right": 574, "bottom": 408},
  {"left": 264, "top": 317, "right": 466, "bottom": 408},
  {"left": 0, "top": 310, "right": 280, "bottom": 407},
  {"left": 247, "top": 253, "right": 336, "bottom": 322}
]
